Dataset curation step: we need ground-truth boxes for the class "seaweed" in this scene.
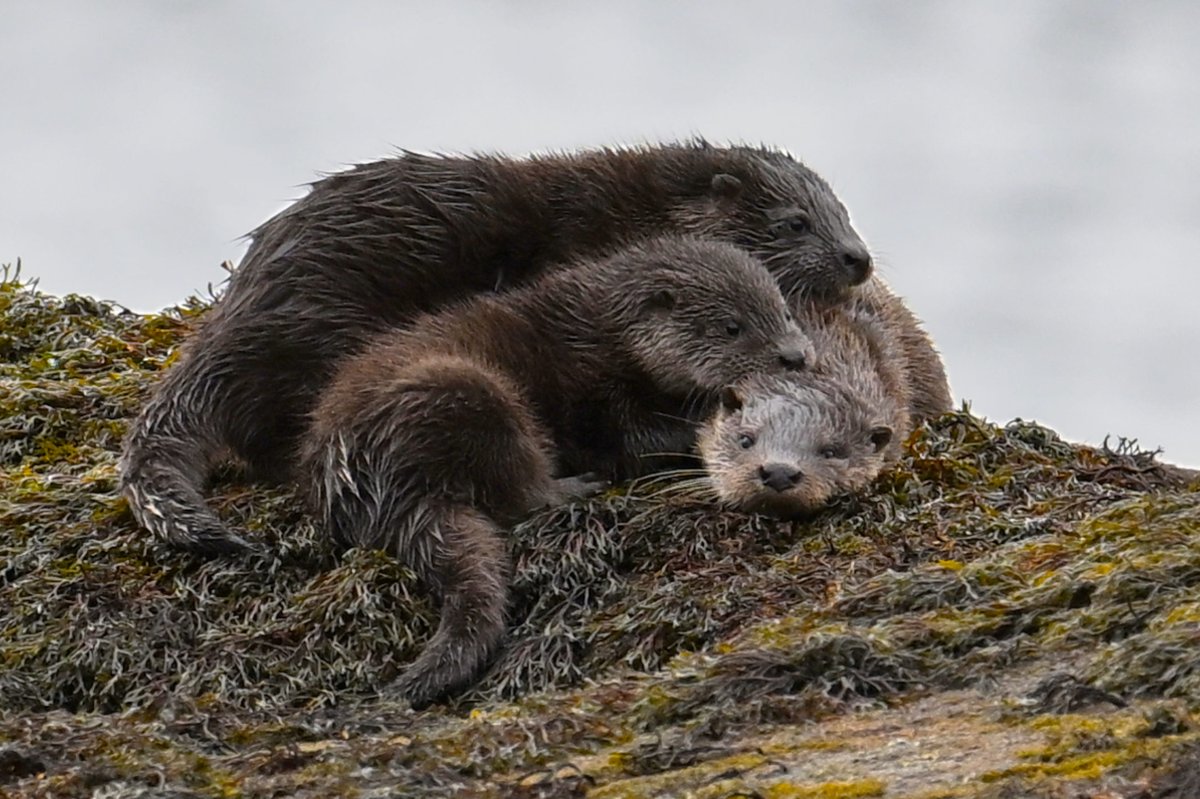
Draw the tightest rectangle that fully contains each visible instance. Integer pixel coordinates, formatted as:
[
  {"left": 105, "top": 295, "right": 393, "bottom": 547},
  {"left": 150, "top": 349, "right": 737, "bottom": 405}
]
[{"left": 2, "top": 263, "right": 1199, "bottom": 797}]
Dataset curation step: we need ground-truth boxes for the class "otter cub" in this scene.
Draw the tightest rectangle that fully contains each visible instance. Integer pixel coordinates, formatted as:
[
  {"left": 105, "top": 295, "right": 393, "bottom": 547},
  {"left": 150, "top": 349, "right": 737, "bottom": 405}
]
[
  {"left": 699, "top": 281, "right": 951, "bottom": 516},
  {"left": 700, "top": 373, "right": 902, "bottom": 517},
  {"left": 121, "top": 141, "right": 872, "bottom": 556},
  {"left": 302, "top": 235, "right": 811, "bottom": 706}
]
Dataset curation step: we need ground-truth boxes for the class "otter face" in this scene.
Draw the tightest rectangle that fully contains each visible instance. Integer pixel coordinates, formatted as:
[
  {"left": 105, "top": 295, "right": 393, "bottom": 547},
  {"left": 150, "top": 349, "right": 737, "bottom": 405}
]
[
  {"left": 698, "top": 374, "right": 895, "bottom": 518},
  {"left": 613, "top": 237, "right": 815, "bottom": 398},
  {"left": 677, "top": 149, "right": 872, "bottom": 302}
]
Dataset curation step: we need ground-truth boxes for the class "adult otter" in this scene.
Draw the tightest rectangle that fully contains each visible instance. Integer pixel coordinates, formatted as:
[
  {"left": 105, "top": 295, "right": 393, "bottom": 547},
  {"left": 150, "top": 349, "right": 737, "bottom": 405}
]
[
  {"left": 699, "top": 280, "right": 951, "bottom": 516},
  {"left": 120, "top": 141, "right": 871, "bottom": 556},
  {"left": 301, "top": 235, "right": 812, "bottom": 706}
]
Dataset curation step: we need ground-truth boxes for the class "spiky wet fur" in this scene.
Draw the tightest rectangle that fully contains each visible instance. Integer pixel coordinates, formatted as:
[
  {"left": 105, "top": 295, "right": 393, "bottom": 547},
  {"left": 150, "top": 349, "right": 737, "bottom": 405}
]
[
  {"left": 118, "top": 140, "right": 869, "bottom": 556},
  {"left": 301, "top": 234, "right": 809, "bottom": 706}
]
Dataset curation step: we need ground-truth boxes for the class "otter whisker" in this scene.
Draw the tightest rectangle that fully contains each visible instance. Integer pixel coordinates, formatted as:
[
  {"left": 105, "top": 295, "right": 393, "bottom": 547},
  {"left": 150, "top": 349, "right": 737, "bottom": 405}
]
[
  {"left": 636, "top": 450, "right": 702, "bottom": 460},
  {"left": 648, "top": 477, "right": 717, "bottom": 501},
  {"left": 625, "top": 468, "right": 707, "bottom": 493},
  {"left": 680, "top": 387, "right": 718, "bottom": 419},
  {"left": 640, "top": 466, "right": 709, "bottom": 478},
  {"left": 649, "top": 410, "right": 703, "bottom": 427},
  {"left": 627, "top": 468, "right": 709, "bottom": 490}
]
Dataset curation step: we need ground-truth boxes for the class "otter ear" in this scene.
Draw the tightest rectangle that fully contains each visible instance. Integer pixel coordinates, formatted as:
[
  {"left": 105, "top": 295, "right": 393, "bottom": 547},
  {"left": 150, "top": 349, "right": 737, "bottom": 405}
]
[
  {"left": 869, "top": 425, "right": 893, "bottom": 453},
  {"left": 720, "top": 385, "right": 743, "bottom": 412},
  {"left": 642, "top": 288, "right": 676, "bottom": 316},
  {"left": 710, "top": 173, "right": 743, "bottom": 201}
]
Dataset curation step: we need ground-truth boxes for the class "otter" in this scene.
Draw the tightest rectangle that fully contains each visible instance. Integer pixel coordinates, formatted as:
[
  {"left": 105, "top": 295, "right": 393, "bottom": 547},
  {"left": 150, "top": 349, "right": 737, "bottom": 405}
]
[
  {"left": 700, "top": 373, "right": 903, "bottom": 517},
  {"left": 699, "top": 279, "right": 951, "bottom": 516},
  {"left": 301, "top": 235, "right": 812, "bottom": 706},
  {"left": 852, "top": 277, "right": 952, "bottom": 425},
  {"left": 120, "top": 141, "right": 872, "bottom": 556}
]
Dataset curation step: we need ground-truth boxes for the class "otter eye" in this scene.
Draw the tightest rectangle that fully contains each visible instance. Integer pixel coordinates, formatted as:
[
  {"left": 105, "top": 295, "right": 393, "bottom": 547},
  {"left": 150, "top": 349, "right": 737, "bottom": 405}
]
[
  {"left": 787, "top": 217, "right": 810, "bottom": 235},
  {"left": 738, "top": 433, "right": 755, "bottom": 449},
  {"left": 724, "top": 320, "right": 742, "bottom": 337},
  {"left": 769, "top": 215, "right": 811, "bottom": 237},
  {"left": 819, "top": 445, "right": 845, "bottom": 460}
]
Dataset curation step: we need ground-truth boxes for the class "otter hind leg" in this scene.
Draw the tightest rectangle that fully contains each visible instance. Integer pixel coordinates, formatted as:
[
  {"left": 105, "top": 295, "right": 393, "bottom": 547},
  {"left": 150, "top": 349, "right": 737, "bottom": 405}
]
[
  {"left": 391, "top": 504, "right": 510, "bottom": 708},
  {"left": 121, "top": 465, "right": 256, "bottom": 556},
  {"left": 119, "top": 354, "right": 258, "bottom": 557}
]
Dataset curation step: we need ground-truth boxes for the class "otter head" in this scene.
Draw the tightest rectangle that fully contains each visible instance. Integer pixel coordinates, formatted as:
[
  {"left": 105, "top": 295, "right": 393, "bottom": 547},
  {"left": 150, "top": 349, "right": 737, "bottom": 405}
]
[
  {"left": 698, "top": 373, "right": 898, "bottom": 518},
  {"left": 672, "top": 145, "right": 872, "bottom": 303},
  {"left": 606, "top": 236, "right": 814, "bottom": 398}
]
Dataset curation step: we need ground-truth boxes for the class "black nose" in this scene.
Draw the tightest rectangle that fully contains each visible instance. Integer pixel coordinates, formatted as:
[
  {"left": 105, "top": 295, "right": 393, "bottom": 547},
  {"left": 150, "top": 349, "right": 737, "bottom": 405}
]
[
  {"left": 778, "top": 346, "right": 807, "bottom": 371},
  {"left": 758, "top": 463, "right": 802, "bottom": 492},
  {"left": 841, "top": 248, "right": 872, "bottom": 285}
]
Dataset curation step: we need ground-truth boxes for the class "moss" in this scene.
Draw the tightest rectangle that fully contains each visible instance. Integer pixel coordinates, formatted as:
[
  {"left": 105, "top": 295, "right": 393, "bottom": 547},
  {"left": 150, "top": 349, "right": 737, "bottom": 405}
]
[
  {"left": 768, "top": 781, "right": 886, "bottom": 798},
  {"left": 591, "top": 757, "right": 887, "bottom": 799},
  {"left": 965, "top": 708, "right": 1200, "bottom": 797},
  {"left": 982, "top": 741, "right": 1163, "bottom": 781}
]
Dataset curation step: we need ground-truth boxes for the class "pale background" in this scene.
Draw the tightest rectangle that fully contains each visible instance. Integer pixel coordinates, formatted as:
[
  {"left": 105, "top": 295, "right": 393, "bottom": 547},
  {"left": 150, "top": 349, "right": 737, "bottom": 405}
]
[{"left": 3, "top": 1, "right": 1197, "bottom": 466}]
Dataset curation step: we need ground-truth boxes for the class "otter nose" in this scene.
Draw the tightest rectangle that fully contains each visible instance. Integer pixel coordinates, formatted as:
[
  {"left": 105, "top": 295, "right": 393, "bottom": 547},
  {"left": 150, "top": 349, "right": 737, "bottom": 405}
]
[
  {"left": 758, "top": 463, "right": 802, "bottom": 492},
  {"left": 777, "top": 331, "right": 811, "bottom": 371},
  {"left": 778, "top": 345, "right": 807, "bottom": 371},
  {"left": 841, "top": 247, "right": 872, "bottom": 285}
]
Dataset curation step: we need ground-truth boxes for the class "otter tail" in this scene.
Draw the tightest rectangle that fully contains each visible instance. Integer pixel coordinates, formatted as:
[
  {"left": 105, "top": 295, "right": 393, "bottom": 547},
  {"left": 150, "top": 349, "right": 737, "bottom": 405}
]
[
  {"left": 307, "top": 422, "right": 513, "bottom": 708},
  {"left": 389, "top": 504, "right": 510, "bottom": 708},
  {"left": 119, "top": 362, "right": 255, "bottom": 557},
  {"left": 304, "top": 354, "right": 552, "bottom": 706}
]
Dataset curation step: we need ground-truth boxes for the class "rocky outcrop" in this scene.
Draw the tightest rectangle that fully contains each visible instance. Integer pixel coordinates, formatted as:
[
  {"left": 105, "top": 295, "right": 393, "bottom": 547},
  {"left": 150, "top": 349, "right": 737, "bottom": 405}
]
[{"left": 1, "top": 267, "right": 1197, "bottom": 798}]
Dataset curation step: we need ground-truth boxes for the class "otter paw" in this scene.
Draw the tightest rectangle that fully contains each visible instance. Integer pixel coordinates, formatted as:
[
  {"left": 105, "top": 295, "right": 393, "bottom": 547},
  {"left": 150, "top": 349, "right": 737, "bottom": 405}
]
[
  {"left": 387, "top": 671, "right": 446, "bottom": 711},
  {"left": 547, "top": 472, "right": 609, "bottom": 505}
]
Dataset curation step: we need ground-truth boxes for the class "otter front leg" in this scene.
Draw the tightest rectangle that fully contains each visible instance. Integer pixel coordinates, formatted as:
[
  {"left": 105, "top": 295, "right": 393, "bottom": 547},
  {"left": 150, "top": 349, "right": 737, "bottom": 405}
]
[
  {"left": 533, "top": 472, "right": 609, "bottom": 508},
  {"left": 391, "top": 505, "right": 510, "bottom": 709}
]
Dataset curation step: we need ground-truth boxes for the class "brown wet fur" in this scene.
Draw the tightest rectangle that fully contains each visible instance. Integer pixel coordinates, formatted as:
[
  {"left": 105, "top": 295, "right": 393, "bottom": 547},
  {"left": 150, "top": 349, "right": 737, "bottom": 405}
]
[
  {"left": 119, "top": 141, "right": 871, "bottom": 556},
  {"left": 700, "top": 279, "right": 951, "bottom": 517},
  {"left": 301, "top": 234, "right": 810, "bottom": 707},
  {"left": 851, "top": 277, "right": 953, "bottom": 425}
]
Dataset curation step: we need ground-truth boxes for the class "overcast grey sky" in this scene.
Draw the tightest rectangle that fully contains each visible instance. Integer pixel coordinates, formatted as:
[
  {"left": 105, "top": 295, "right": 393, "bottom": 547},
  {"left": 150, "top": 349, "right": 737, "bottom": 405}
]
[{"left": 3, "top": 1, "right": 1198, "bottom": 466}]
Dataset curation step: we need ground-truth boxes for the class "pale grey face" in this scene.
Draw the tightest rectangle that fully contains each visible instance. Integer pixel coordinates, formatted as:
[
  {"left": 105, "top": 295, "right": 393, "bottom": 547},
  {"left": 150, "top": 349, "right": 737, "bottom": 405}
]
[{"left": 699, "top": 374, "right": 895, "bottom": 518}]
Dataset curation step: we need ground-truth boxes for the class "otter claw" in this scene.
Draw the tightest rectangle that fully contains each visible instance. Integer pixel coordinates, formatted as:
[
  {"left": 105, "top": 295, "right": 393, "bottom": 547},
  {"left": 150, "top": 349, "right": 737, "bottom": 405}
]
[{"left": 548, "top": 472, "right": 609, "bottom": 505}]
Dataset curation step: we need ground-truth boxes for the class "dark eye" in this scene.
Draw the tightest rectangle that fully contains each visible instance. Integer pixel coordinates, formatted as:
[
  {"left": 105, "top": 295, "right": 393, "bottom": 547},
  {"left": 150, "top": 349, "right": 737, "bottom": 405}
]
[
  {"left": 819, "top": 445, "right": 844, "bottom": 460},
  {"left": 787, "top": 217, "right": 810, "bottom": 235},
  {"left": 769, "top": 215, "right": 811, "bottom": 237},
  {"left": 724, "top": 320, "right": 742, "bottom": 337},
  {"left": 738, "top": 433, "right": 755, "bottom": 449}
]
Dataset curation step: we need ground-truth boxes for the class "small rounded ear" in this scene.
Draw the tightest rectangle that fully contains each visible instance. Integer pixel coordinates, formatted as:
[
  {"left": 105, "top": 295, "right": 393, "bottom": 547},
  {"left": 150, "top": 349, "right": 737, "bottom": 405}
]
[
  {"left": 869, "top": 425, "right": 893, "bottom": 453},
  {"left": 642, "top": 288, "right": 676, "bottom": 315},
  {"left": 720, "top": 385, "right": 743, "bottom": 412},
  {"left": 710, "top": 173, "right": 743, "bottom": 200}
]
